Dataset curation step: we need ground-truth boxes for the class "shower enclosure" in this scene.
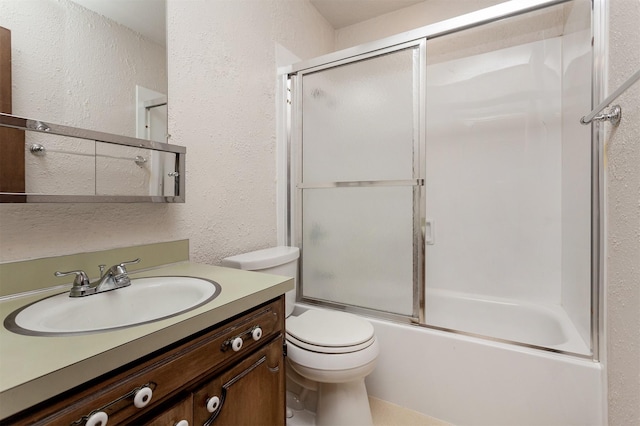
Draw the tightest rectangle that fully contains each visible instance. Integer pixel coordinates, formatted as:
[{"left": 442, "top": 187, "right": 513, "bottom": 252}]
[{"left": 284, "top": 0, "right": 601, "bottom": 359}]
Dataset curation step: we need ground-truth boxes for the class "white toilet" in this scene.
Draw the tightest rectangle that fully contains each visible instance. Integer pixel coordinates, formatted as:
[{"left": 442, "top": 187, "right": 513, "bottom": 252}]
[{"left": 221, "top": 246, "right": 379, "bottom": 426}]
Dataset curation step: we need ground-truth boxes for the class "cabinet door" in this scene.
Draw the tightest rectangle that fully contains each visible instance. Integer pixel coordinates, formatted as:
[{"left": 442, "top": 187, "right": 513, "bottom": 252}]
[
  {"left": 193, "top": 336, "right": 285, "bottom": 426},
  {"left": 143, "top": 395, "right": 193, "bottom": 426}
]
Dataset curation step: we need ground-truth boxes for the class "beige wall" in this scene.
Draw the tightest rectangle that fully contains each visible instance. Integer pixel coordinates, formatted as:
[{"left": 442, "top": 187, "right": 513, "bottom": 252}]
[
  {"left": 165, "top": 0, "right": 334, "bottom": 265},
  {"left": 606, "top": 0, "right": 640, "bottom": 424},
  {"left": 0, "top": 0, "right": 334, "bottom": 265}
]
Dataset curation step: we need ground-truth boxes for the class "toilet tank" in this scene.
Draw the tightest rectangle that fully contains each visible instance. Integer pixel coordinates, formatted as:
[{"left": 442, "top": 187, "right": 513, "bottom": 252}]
[{"left": 221, "top": 246, "right": 299, "bottom": 317}]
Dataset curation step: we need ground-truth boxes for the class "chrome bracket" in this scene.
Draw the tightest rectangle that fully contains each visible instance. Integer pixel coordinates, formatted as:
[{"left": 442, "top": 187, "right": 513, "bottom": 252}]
[
  {"left": 134, "top": 155, "right": 147, "bottom": 167},
  {"left": 581, "top": 104, "right": 622, "bottom": 126},
  {"left": 29, "top": 143, "right": 46, "bottom": 155}
]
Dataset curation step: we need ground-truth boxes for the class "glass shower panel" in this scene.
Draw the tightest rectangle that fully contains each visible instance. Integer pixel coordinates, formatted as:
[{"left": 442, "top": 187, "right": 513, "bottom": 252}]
[
  {"left": 424, "top": 1, "right": 593, "bottom": 355},
  {"left": 301, "top": 47, "right": 418, "bottom": 183},
  {"left": 302, "top": 186, "right": 414, "bottom": 316},
  {"left": 298, "top": 44, "right": 422, "bottom": 318}
]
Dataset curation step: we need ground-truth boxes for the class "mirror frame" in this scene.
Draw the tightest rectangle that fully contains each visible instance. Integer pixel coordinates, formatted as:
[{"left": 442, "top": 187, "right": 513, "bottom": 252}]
[{"left": 0, "top": 113, "right": 185, "bottom": 203}]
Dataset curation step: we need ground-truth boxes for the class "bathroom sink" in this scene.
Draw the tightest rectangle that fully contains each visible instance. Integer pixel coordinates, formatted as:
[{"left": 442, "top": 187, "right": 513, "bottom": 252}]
[{"left": 4, "top": 276, "right": 221, "bottom": 336}]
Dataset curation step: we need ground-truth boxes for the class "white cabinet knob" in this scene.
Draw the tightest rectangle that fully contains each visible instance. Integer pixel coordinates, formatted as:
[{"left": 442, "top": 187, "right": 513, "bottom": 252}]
[
  {"left": 133, "top": 386, "right": 153, "bottom": 408},
  {"left": 252, "top": 327, "right": 263, "bottom": 341},
  {"left": 206, "top": 395, "right": 221, "bottom": 413},
  {"left": 231, "top": 336, "right": 243, "bottom": 352},
  {"left": 175, "top": 420, "right": 189, "bottom": 426},
  {"left": 86, "top": 411, "right": 109, "bottom": 426}
]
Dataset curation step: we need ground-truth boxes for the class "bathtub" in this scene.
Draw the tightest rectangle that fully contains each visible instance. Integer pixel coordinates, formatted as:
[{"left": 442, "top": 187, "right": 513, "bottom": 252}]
[
  {"left": 294, "top": 298, "right": 604, "bottom": 426},
  {"left": 424, "top": 289, "right": 591, "bottom": 354}
]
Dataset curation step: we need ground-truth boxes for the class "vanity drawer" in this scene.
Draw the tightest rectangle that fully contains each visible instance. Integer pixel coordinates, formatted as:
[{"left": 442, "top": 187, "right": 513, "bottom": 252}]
[
  {"left": 193, "top": 336, "right": 285, "bottom": 425},
  {"left": 9, "top": 297, "right": 284, "bottom": 426}
]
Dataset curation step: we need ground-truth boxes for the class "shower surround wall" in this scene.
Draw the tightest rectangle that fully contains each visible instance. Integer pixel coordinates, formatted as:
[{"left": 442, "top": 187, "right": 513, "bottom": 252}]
[
  {"left": 425, "top": 37, "right": 563, "bottom": 303},
  {"left": 423, "top": 1, "right": 593, "bottom": 353}
]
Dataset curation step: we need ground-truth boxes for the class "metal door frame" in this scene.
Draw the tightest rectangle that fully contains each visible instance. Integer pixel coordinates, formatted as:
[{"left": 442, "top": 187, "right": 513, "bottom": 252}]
[
  {"left": 283, "top": 0, "right": 604, "bottom": 360},
  {"left": 290, "top": 39, "right": 426, "bottom": 323}
]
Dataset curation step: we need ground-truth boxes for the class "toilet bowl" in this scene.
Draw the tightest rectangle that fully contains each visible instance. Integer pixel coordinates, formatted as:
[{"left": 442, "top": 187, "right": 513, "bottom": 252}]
[{"left": 221, "top": 247, "right": 379, "bottom": 426}]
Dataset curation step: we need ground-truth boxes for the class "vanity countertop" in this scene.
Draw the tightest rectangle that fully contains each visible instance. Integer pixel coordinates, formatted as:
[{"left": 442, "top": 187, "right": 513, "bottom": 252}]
[{"left": 0, "top": 261, "right": 293, "bottom": 420}]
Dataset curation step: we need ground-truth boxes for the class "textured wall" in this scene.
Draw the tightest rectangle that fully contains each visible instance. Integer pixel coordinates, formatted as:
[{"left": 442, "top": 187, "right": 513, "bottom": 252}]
[
  {"left": 162, "top": 0, "right": 334, "bottom": 265},
  {"left": 0, "top": 0, "right": 334, "bottom": 264},
  {"left": 606, "top": 0, "right": 640, "bottom": 424}
]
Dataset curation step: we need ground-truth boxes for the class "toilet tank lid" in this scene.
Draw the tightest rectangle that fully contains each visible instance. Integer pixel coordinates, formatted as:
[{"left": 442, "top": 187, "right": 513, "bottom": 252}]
[{"left": 221, "top": 246, "right": 299, "bottom": 270}]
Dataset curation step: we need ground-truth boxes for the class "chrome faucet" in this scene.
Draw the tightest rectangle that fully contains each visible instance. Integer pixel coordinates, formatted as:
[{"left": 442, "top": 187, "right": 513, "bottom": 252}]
[{"left": 55, "top": 258, "right": 141, "bottom": 297}]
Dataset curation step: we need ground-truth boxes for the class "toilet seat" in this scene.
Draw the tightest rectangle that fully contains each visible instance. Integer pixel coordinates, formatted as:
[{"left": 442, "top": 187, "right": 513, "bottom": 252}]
[
  {"left": 287, "top": 336, "right": 380, "bottom": 372},
  {"left": 286, "top": 332, "right": 375, "bottom": 353},
  {"left": 286, "top": 309, "right": 375, "bottom": 354}
]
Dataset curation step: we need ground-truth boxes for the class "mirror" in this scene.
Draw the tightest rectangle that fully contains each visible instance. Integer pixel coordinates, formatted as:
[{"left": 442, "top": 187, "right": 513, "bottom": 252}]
[
  {"left": 0, "top": 115, "right": 185, "bottom": 202},
  {"left": 0, "top": 0, "right": 178, "bottom": 202},
  {"left": 0, "top": 0, "right": 167, "bottom": 140},
  {"left": 22, "top": 136, "right": 177, "bottom": 198}
]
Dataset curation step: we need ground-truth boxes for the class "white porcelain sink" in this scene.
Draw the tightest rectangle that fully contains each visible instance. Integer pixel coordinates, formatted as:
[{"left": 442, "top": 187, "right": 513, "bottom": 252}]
[{"left": 5, "top": 276, "right": 221, "bottom": 336}]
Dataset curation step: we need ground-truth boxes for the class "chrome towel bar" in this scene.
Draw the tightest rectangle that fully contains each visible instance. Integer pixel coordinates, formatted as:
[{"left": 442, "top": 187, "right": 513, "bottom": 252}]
[
  {"left": 29, "top": 143, "right": 148, "bottom": 166},
  {"left": 581, "top": 69, "right": 640, "bottom": 125}
]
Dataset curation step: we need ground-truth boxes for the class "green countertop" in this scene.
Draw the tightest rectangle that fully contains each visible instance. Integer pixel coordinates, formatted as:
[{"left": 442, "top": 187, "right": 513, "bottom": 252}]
[{"left": 0, "top": 261, "right": 293, "bottom": 420}]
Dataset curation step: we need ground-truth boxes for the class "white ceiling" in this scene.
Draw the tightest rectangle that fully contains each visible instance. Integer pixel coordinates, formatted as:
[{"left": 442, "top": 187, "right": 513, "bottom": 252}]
[
  {"left": 310, "top": 0, "right": 425, "bottom": 29},
  {"left": 70, "top": 0, "right": 425, "bottom": 45}
]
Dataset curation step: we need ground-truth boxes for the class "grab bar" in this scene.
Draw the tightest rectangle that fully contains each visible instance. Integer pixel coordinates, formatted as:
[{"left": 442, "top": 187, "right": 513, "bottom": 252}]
[{"left": 580, "top": 69, "right": 640, "bottom": 125}]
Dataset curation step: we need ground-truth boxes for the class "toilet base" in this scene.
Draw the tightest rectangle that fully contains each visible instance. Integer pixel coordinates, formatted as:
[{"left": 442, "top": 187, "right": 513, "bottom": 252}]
[{"left": 316, "top": 379, "right": 373, "bottom": 426}]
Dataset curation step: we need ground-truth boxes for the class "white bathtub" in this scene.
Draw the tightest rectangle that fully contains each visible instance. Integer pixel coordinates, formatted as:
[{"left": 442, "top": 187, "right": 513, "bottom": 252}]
[
  {"left": 294, "top": 300, "right": 604, "bottom": 426},
  {"left": 425, "top": 289, "right": 591, "bottom": 354}
]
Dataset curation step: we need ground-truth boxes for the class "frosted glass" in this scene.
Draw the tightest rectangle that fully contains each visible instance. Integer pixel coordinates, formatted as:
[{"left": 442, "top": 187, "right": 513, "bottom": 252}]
[
  {"left": 302, "top": 187, "right": 414, "bottom": 316},
  {"left": 302, "top": 47, "right": 418, "bottom": 183}
]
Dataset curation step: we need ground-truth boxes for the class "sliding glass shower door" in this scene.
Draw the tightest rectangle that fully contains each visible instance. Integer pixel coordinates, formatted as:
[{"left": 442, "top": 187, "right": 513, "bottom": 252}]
[
  {"left": 293, "top": 42, "right": 425, "bottom": 319},
  {"left": 288, "top": 0, "right": 598, "bottom": 358}
]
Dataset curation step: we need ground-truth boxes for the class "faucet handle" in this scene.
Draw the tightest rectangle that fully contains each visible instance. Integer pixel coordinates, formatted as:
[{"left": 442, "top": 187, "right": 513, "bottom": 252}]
[
  {"left": 119, "top": 258, "right": 141, "bottom": 267},
  {"left": 54, "top": 270, "right": 90, "bottom": 287},
  {"left": 117, "top": 258, "right": 140, "bottom": 272}
]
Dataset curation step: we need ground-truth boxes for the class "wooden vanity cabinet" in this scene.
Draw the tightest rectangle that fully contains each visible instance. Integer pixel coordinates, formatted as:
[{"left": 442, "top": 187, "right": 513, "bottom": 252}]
[
  {"left": 192, "top": 337, "right": 284, "bottom": 425},
  {"left": 3, "top": 297, "right": 285, "bottom": 426},
  {"left": 143, "top": 395, "right": 193, "bottom": 425}
]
